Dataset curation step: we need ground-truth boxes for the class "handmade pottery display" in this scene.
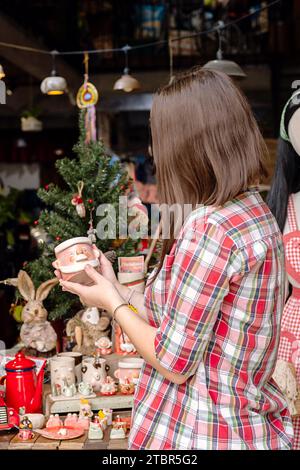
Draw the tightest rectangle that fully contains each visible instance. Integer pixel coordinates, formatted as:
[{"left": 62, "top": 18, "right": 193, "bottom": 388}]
[{"left": 53, "top": 237, "right": 100, "bottom": 285}]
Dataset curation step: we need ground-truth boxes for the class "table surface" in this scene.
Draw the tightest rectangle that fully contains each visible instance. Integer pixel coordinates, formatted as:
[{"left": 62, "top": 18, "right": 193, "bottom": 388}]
[{"left": 0, "top": 424, "right": 129, "bottom": 450}]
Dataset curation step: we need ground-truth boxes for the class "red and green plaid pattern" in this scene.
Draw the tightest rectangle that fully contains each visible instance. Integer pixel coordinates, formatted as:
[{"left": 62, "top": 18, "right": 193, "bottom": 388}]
[{"left": 129, "top": 191, "right": 293, "bottom": 450}]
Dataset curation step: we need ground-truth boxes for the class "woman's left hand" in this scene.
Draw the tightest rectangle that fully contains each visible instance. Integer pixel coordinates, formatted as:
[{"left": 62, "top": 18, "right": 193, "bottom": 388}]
[{"left": 59, "top": 264, "right": 124, "bottom": 314}]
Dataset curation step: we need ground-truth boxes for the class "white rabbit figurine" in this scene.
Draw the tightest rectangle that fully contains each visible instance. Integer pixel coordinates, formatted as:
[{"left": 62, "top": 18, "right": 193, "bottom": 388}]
[{"left": 17, "top": 270, "right": 58, "bottom": 353}]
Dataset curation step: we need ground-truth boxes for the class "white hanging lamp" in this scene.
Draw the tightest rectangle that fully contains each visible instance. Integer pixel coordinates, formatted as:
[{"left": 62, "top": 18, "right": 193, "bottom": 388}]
[
  {"left": 113, "top": 45, "right": 141, "bottom": 93},
  {"left": 203, "top": 22, "right": 246, "bottom": 79},
  {"left": 40, "top": 51, "right": 67, "bottom": 95}
]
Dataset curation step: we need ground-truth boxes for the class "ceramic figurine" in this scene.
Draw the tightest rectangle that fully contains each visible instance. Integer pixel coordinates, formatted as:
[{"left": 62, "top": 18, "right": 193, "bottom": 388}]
[
  {"left": 77, "top": 416, "right": 90, "bottom": 431},
  {"left": 110, "top": 416, "right": 126, "bottom": 440},
  {"left": 102, "top": 408, "right": 113, "bottom": 426},
  {"left": 79, "top": 398, "right": 93, "bottom": 419},
  {"left": 95, "top": 336, "right": 112, "bottom": 355},
  {"left": 57, "top": 427, "right": 68, "bottom": 437},
  {"left": 46, "top": 414, "right": 63, "bottom": 428},
  {"left": 18, "top": 416, "right": 34, "bottom": 440},
  {"left": 62, "top": 380, "right": 77, "bottom": 398},
  {"left": 88, "top": 417, "right": 104, "bottom": 440},
  {"left": 53, "top": 237, "right": 100, "bottom": 285},
  {"left": 100, "top": 376, "right": 117, "bottom": 396},
  {"left": 78, "top": 381, "right": 93, "bottom": 396},
  {"left": 64, "top": 413, "right": 79, "bottom": 428},
  {"left": 119, "top": 377, "right": 135, "bottom": 395},
  {"left": 66, "top": 307, "right": 111, "bottom": 356},
  {"left": 115, "top": 324, "right": 137, "bottom": 356},
  {"left": 97, "top": 410, "right": 107, "bottom": 430},
  {"left": 16, "top": 271, "right": 58, "bottom": 353}
]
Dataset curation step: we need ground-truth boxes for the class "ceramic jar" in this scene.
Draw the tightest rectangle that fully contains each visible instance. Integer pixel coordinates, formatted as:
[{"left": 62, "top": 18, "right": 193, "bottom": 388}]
[
  {"left": 50, "top": 356, "right": 75, "bottom": 394},
  {"left": 53, "top": 237, "right": 100, "bottom": 285},
  {"left": 81, "top": 356, "right": 110, "bottom": 392},
  {"left": 58, "top": 352, "right": 83, "bottom": 383},
  {"left": 114, "top": 357, "right": 144, "bottom": 384}
]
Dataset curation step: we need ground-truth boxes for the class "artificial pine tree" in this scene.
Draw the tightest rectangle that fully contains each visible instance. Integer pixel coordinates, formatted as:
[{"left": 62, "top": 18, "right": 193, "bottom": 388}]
[{"left": 26, "top": 110, "right": 138, "bottom": 320}]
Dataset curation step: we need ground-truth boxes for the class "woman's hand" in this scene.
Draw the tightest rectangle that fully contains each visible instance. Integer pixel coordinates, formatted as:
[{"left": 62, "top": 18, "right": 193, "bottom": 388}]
[
  {"left": 59, "top": 264, "right": 124, "bottom": 314},
  {"left": 93, "top": 247, "right": 118, "bottom": 285}
]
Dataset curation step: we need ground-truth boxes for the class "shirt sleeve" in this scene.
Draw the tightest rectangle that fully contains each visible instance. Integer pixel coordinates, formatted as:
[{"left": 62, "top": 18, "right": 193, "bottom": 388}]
[{"left": 154, "top": 220, "right": 237, "bottom": 377}]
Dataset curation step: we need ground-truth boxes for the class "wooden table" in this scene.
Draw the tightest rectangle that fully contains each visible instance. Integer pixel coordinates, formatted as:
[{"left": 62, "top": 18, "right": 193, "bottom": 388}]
[{"left": 0, "top": 424, "right": 129, "bottom": 450}]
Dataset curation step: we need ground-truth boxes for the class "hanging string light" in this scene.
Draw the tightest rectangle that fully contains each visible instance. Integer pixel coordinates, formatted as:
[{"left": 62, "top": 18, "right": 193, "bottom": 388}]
[
  {"left": 203, "top": 21, "right": 246, "bottom": 79},
  {"left": 40, "top": 50, "right": 67, "bottom": 95},
  {"left": 113, "top": 45, "right": 141, "bottom": 93}
]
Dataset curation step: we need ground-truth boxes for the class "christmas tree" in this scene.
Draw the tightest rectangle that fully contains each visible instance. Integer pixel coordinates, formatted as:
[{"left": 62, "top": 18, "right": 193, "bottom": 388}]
[{"left": 26, "top": 110, "right": 138, "bottom": 320}]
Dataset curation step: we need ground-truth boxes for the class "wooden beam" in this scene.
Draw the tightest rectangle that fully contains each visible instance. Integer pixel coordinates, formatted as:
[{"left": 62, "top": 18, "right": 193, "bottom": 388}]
[{"left": 0, "top": 13, "right": 80, "bottom": 91}]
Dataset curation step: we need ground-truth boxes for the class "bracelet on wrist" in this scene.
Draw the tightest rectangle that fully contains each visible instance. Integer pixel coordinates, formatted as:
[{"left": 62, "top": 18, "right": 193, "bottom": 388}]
[{"left": 112, "top": 301, "right": 138, "bottom": 323}]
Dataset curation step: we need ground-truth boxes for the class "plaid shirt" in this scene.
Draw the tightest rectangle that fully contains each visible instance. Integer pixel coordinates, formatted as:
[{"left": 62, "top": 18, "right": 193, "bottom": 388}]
[{"left": 129, "top": 190, "right": 293, "bottom": 450}]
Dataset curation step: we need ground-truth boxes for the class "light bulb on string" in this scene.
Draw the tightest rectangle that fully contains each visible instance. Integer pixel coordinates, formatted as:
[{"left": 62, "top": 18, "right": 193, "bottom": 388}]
[
  {"left": 40, "top": 50, "right": 67, "bottom": 95},
  {"left": 203, "top": 21, "right": 246, "bottom": 79},
  {"left": 113, "top": 45, "right": 141, "bottom": 93}
]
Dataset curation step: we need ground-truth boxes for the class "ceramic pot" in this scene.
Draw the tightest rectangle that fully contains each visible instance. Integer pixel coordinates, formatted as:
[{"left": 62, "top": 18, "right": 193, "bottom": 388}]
[
  {"left": 54, "top": 237, "right": 100, "bottom": 285},
  {"left": 25, "top": 413, "right": 45, "bottom": 430},
  {"left": 58, "top": 351, "right": 82, "bottom": 383},
  {"left": 50, "top": 356, "right": 75, "bottom": 392},
  {"left": 114, "top": 357, "right": 144, "bottom": 384},
  {"left": 81, "top": 357, "right": 109, "bottom": 392}
]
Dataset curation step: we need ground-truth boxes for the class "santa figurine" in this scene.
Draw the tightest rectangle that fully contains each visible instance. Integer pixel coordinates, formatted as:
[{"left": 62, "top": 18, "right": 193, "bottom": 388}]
[
  {"left": 95, "top": 336, "right": 112, "bottom": 355},
  {"left": 66, "top": 306, "right": 111, "bottom": 356}
]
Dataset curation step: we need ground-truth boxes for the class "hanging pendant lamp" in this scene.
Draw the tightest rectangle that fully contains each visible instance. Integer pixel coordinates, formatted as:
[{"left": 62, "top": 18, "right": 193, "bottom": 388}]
[
  {"left": 40, "top": 51, "right": 67, "bottom": 95},
  {"left": 0, "top": 64, "right": 6, "bottom": 80},
  {"left": 203, "top": 22, "right": 246, "bottom": 79},
  {"left": 113, "top": 45, "right": 141, "bottom": 93}
]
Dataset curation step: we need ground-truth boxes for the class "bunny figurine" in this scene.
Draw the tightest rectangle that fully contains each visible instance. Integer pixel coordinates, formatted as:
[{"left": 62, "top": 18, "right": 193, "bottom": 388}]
[{"left": 17, "top": 270, "right": 58, "bottom": 353}]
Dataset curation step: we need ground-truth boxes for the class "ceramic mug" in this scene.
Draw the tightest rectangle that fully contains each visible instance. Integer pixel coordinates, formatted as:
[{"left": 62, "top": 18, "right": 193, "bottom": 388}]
[
  {"left": 114, "top": 357, "right": 144, "bottom": 384},
  {"left": 58, "top": 352, "right": 83, "bottom": 384},
  {"left": 81, "top": 357, "right": 110, "bottom": 392},
  {"left": 50, "top": 356, "right": 75, "bottom": 391},
  {"left": 54, "top": 237, "right": 100, "bottom": 285},
  {"left": 25, "top": 413, "right": 45, "bottom": 430}
]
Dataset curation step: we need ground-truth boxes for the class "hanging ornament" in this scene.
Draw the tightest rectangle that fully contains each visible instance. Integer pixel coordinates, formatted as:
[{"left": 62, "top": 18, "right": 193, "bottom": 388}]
[
  {"left": 76, "top": 53, "right": 98, "bottom": 144},
  {"left": 87, "top": 208, "right": 97, "bottom": 243},
  {"left": 71, "top": 181, "right": 86, "bottom": 218}
]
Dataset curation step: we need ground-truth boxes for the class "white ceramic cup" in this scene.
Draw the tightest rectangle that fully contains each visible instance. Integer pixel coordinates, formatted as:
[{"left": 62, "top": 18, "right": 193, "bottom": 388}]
[
  {"left": 58, "top": 352, "right": 82, "bottom": 384},
  {"left": 50, "top": 356, "right": 75, "bottom": 391}
]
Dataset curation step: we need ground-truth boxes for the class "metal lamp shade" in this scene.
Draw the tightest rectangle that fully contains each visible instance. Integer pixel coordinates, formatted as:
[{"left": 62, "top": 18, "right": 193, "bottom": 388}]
[
  {"left": 40, "top": 75, "right": 67, "bottom": 95},
  {"left": 113, "top": 73, "right": 141, "bottom": 93},
  {"left": 203, "top": 59, "right": 246, "bottom": 79}
]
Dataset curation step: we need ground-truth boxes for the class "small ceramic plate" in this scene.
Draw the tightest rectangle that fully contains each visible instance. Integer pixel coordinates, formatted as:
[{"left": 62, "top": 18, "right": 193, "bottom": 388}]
[{"left": 36, "top": 426, "right": 84, "bottom": 440}]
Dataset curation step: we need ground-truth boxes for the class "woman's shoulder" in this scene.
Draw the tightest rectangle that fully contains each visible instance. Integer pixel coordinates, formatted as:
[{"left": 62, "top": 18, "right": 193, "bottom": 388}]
[{"left": 181, "top": 191, "right": 281, "bottom": 250}]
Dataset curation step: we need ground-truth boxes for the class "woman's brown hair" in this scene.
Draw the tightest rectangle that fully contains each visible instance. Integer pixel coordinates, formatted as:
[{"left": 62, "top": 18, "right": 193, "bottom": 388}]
[{"left": 150, "top": 67, "right": 268, "bottom": 278}]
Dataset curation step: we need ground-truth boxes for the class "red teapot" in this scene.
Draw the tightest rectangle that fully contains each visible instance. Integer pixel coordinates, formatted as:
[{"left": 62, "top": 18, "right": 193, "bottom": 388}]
[{"left": 1, "top": 352, "right": 45, "bottom": 413}]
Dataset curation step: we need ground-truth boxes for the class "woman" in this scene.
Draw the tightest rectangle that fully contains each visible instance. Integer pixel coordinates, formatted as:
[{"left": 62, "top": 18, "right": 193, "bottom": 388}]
[{"left": 58, "top": 68, "right": 293, "bottom": 450}]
